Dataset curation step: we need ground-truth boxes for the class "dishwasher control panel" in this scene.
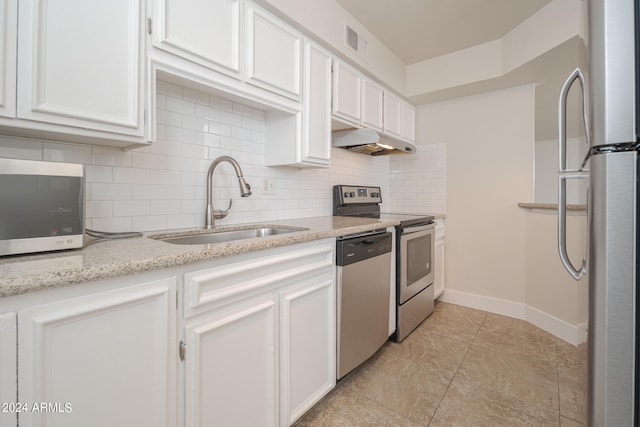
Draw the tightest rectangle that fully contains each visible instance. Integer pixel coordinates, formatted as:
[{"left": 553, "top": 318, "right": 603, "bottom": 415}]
[{"left": 336, "top": 231, "right": 392, "bottom": 267}]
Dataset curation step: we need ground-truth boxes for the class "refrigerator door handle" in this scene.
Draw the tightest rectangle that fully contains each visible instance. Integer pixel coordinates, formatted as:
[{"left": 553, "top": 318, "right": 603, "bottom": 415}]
[
  {"left": 558, "top": 67, "right": 590, "bottom": 173},
  {"left": 557, "top": 67, "right": 589, "bottom": 281},
  {"left": 558, "top": 174, "right": 588, "bottom": 280}
]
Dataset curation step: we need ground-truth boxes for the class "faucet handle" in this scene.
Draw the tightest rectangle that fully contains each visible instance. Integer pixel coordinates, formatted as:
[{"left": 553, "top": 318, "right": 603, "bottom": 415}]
[{"left": 213, "top": 199, "right": 233, "bottom": 219}]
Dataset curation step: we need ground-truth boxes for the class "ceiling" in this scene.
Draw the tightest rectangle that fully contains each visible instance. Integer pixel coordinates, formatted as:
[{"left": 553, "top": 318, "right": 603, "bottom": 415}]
[{"left": 333, "top": 0, "right": 553, "bottom": 65}]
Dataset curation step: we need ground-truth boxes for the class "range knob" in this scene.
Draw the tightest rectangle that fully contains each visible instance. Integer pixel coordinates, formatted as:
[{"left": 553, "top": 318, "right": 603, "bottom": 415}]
[{"left": 349, "top": 192, "right": 355, "bottom": 197}]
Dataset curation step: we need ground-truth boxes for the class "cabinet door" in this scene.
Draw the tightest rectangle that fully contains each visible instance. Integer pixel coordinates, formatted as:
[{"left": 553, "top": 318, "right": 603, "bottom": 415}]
[
  {"left": 153, "top": 0, "right": 241, "bottom": 77},
  {"left": 302, "top": 41, "right": 332, "bottom": 166},
  {"left": 361, "top": 79, "right": 383, "bottom": 132},
  {"left": 383, "top": 90, "right": 402, "bottom": 138},
  {"left": 0, "top": 0, "right": 16, "bottom": 118},
  {"left": 280, "top": 276, "right": 335, "bottom": 426},
  {"left": 185, "top": 295, "right": 277, "bottom": 427},
  {"left": 245, "top": 3, "right": 302, "bottom": 100},
  {"left": 0, "top": 313, "right": 16, "bottom": 427},
  {"left": 434, "top": 219, "right": 445, "bottom": 298},
  {"left": 18, "top": 277, "right": 177, "bottom": 427},
  {"left": 332, "top": 61, "right": 361, "bottom": 124},
  {"left": 402, "top": 101, "right": 416, "bottom": 142},
  {"left": 17, "top": 0, "right": 145, "bottom": 136}
]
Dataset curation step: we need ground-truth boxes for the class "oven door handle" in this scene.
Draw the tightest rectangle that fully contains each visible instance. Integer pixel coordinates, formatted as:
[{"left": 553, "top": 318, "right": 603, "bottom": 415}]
[{"left": 400, "top": 224, "right": 434, "bottom": 234}]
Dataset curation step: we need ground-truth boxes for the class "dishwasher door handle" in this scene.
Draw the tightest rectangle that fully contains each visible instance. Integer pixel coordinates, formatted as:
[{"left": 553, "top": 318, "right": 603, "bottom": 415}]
[{"left": 353, "top": 238, "right": 379, "bottom": 246}]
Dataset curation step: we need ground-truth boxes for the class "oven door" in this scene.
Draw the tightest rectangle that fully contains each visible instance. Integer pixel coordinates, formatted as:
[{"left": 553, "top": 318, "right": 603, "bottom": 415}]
[{"left": 398, "top": 223, "right": 435, "bottom": 304}]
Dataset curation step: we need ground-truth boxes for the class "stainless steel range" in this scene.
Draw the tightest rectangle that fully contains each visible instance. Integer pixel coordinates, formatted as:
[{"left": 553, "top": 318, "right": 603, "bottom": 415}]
[{"left": 333, "top": 185, "right": 435, "bottom": 342}]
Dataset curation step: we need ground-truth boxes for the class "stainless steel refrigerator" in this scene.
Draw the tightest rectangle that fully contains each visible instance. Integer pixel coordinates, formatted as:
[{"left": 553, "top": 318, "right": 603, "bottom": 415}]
[{"left": 557, "top": 0, "right": 639, "bottom": 425}]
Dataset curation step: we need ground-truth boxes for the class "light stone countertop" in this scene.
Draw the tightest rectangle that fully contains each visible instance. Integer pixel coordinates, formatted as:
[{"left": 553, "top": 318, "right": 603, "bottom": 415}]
[
  {"left": 0, "top": 216, "right": 400, "bottom": 299},
  {"left": 517, "top": 202, "right": 586, "bottom": 211}
]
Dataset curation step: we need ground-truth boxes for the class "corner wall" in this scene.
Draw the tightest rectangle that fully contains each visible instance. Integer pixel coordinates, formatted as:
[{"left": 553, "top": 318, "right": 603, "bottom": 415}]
[{"left": 419, "top": 84, "right": 535, "bottom": 307}]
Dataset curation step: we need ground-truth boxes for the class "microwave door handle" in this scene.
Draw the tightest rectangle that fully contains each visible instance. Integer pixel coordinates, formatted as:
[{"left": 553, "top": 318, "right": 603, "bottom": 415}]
[{"left": 557, "top": 68, "right": 589, "bottom": 281}]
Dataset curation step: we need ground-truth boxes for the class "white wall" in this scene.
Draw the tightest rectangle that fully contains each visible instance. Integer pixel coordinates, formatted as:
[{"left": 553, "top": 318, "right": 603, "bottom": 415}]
[
  {"left": 525, "top": 210, "right": 588, "bottom": 343},
  {"left": 0, "top": 80, "right": 391, "bottom": 232},
  {"left": 407, "top": 0, "right": 584, "bottom": 100},
  {"left": 419, "top": 85, "right": 535, "bottom": 305},
  {"left": 415, "top": 83, "right": 588, "bottom": 343}
]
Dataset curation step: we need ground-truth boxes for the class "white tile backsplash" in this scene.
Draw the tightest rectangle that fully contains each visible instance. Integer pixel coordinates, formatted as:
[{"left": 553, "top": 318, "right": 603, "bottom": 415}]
[
  {"left": 388, "top": 143, "right": 446, "bottom": 214},
  {"left": 0, "top": 81, "right": 445, "bottom": 232}
]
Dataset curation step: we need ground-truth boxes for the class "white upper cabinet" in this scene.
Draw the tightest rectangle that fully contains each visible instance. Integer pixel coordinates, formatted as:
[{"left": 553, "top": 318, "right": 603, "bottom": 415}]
[
  {"left": 332, "top": 59, "right": 386, "bottom": 134},
  {"left": 332, "top": 60, "right": 362, "bottom": 124},
  {"left": 384, "top": 89, "right": 415, "bottom": 143},
  {"left": 383, "top": 90, "right": 402, "bottom": 138},
  {"left": 152, "top": 0, "right": 241, "bottom": 78},
  {"left": 16, "top": 0, "right": 146, "bottom": 139},
  {"left": 402, "top": 101, "right": 416, "bottom": 142},
  {"left": 266, "top": 40, "right": 332, "bottom": 168},
  {"left": 361, "top": 79, "right": 383, "bottom": 132},
  {"left": 245, "top": 3, "right": 302, "bottom": 100},
  {"left": 301, "top": 41, "right": 332, "bottom": 166},
  {"left": 0, "top": 0, "right": 16, "bottom": 119}
]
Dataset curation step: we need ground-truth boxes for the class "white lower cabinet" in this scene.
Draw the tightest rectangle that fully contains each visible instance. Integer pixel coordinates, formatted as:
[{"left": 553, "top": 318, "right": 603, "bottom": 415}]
[
  {"left": 0, "top": 312, "right": 16, "bottom": 427},
  {"left": 17, "top": 277, "right": 177, "bottom": 427},
  {"left": 1, "top": 240, "right": 335, "bottom": 427},
  {"left": 280, "top": 276, "right": 335, "bottom": 426},
  {"left": 181, "top": 239, "right": 336, "bottom": 427},
  {"left": 434, "top": 218, "right": 445, "bottom": 299},
  {"left": 184, "top": 294, "right": 278, "bottom": 427}
]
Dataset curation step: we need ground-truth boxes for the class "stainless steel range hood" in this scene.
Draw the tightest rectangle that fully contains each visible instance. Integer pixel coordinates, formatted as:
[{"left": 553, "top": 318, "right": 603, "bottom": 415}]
[{"left": 332, "top": 128, "right": 416, "bottom": 156}]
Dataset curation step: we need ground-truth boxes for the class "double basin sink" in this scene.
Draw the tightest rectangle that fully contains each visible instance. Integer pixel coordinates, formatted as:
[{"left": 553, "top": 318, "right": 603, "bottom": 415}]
[{"left": 151, "top": 226, "right": 308, "bottom": 246}]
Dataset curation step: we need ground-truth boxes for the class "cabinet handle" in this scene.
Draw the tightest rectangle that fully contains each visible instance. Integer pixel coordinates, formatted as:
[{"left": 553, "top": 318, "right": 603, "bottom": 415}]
[{"left": 179, "top": 340, "right": 186, "bottom": 361}]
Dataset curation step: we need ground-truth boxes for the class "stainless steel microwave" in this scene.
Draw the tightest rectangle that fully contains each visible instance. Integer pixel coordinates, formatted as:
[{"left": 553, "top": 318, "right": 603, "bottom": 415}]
[{"left": 0, "top": 158, "right": 84, "bottom": 256}]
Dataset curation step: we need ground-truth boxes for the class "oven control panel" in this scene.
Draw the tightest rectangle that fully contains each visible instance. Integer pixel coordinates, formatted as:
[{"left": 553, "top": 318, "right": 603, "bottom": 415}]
[{"left": 333, "top": 185, "right": 382, "bottom": 205}]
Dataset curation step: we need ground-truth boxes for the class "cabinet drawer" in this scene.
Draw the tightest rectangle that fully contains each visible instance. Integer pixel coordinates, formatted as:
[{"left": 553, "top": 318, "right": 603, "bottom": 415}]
[{"left": 184, "top": 241, "right": 334, "bottom": 318}]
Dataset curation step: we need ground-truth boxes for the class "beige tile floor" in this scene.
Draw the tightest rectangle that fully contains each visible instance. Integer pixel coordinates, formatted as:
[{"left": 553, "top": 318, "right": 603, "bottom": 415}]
[{"left": 296, "top": 301, "right": 587, "bottom": 426}]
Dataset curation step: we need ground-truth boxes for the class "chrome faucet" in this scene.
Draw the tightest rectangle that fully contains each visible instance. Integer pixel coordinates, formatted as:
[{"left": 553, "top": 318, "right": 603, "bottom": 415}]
[{"left": 205, "top": 156, "right": 252, "bottom": 229}]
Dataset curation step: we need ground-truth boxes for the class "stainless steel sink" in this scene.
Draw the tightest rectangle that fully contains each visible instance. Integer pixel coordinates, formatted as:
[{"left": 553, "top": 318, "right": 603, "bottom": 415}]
[{"left": 152, "top": 226, "right": 307, "bottom": 245}]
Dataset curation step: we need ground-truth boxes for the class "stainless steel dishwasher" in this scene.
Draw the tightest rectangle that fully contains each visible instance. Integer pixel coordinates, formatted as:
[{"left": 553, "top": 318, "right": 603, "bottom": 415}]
[{"left": 336, "top": 230, "right": 392, "bottom": 379}]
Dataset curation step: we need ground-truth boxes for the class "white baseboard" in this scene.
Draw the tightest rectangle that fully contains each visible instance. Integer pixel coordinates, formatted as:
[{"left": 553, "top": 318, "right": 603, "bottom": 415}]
[
  {"left": 439, "top": 289, "right": 525, "bottom": 318},
  {"left": 439, "top": 289, "right": 586, "bottom": 345}
]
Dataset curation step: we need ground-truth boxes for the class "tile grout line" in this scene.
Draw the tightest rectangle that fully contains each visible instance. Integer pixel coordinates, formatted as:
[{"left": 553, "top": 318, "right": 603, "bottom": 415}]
[{"left": 426, "top": 311, "right": 489, "bottom": 426}]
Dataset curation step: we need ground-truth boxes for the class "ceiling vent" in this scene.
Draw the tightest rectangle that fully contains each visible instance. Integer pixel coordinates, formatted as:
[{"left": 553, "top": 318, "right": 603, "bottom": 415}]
[{"left": 345, "top": 25, "right": 368, "bottom": 60}]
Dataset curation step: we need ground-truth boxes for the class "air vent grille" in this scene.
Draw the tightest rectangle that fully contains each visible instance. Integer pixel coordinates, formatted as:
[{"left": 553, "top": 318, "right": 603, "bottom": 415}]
[
  {"left": 345, "top": 25, "right": 368, "bottom": 60},
  {"left": 346, "top": 26, "right": 358, "bottom": 51}
]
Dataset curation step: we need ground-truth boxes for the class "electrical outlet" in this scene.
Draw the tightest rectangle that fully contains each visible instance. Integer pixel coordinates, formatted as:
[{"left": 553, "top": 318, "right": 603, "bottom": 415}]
[{"left": 263, "top": 177, "right": 276, "bottom": 195}]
